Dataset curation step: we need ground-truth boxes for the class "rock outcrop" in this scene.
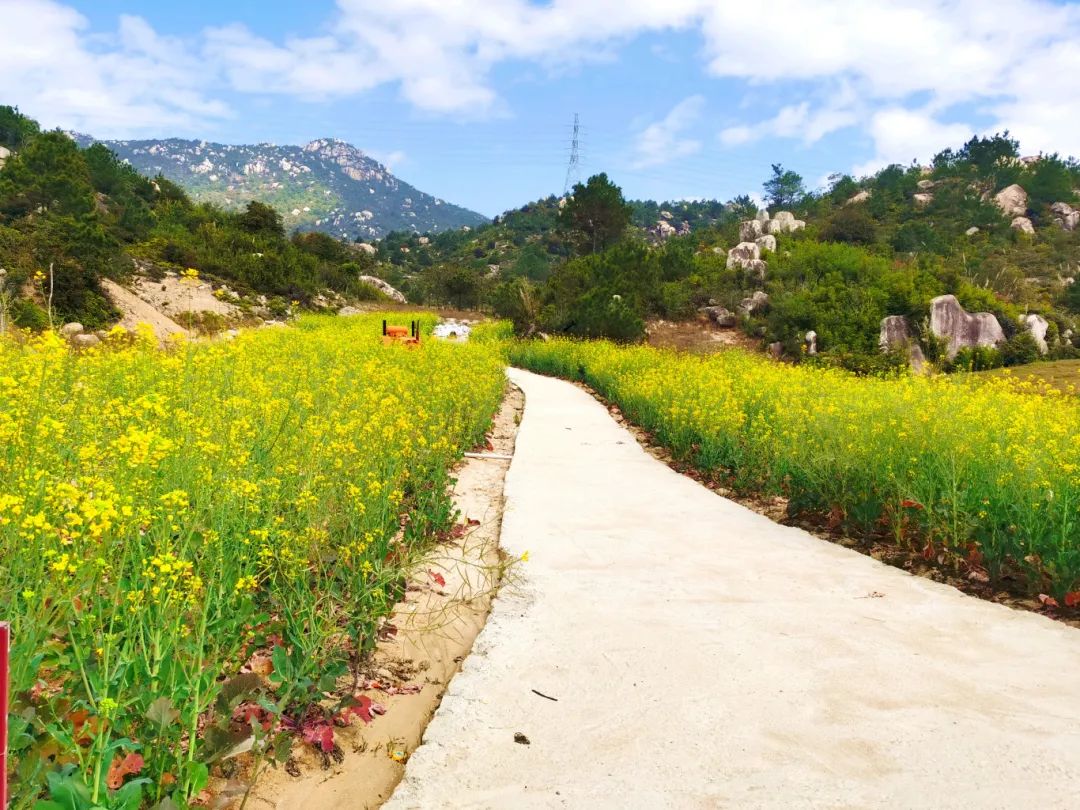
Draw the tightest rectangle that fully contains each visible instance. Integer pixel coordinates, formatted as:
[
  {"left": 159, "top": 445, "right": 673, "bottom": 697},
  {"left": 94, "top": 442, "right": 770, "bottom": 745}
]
[
  {"left": 653, "top": 219, "right": 677, "bottom": 240},
  {"left": 913, "top": 193, "right": 933, "bottom": 207},
  {"left": 879, "top": 315, "right": 912, "bottom": 351},
  {"left": 701, "top": 306, "right": 736, "bottom": 327},
  {"left": 739, "top": 219, "right": 763, "bottom": 241},
  {"left": 1051, "top": 202, "right": 1079, "bottom": 231},
  {"left": 0, "top": 145, "right": 9, "bottom": 168},
  {"left": 1020, "top": 313, "right": 1049, "bottom": 353},
  {"left": 726, "top": 242, "right": 761, "bottom": 269},
  {"left": 355, "top": 243, "right": 377, "bottom": 256},
  {"left": 755, "top": 234, "right": 777, "bottom": 253},
  {"left": 739, "top": 291, "right": 769, "bottom": 315},
  {"left": 1011, "top": 216, "right": 1035, "bottom": 234},
  {"left": 929, "top": 294, "right": 1005, "bottom": 359},
  {"left": 766, "top": 211, "right": 806, "bottom": 234},
  {"left": 358, "top": 275, "right": 406, "bottom": 303},
  {"left": 338, "top": 306, "right": 362, "bottom": 316},
  {"left": 879, "top": 315, "right": 926, "bottom": 372},
  {"left": 994, "top": 184, "right": 1028, "bottom": 218},
  {"left": 845, "top": 190, "right": 870, "bottom": 205}
]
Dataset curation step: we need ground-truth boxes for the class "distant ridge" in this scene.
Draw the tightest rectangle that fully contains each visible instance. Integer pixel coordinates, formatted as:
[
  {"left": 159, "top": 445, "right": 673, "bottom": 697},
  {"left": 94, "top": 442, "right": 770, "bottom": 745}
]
[{"left": 72, "top": 134, "right": 489, "bottom": 240}]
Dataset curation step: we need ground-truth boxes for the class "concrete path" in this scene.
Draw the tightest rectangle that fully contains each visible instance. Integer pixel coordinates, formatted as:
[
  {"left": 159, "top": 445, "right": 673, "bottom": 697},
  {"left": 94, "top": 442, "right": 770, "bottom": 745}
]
[{"left": 386, "top": 369, "right": 1080, "bottom": 809}]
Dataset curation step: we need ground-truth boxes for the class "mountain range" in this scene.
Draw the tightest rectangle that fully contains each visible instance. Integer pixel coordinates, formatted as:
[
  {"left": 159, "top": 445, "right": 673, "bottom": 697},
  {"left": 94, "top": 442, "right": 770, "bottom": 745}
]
[{"left": 72, "top": 135, "right": 488, "bottom": 241}]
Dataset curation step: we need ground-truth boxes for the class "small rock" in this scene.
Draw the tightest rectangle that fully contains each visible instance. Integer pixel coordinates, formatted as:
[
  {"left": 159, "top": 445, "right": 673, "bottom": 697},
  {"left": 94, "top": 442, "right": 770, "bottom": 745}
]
[
  {"left": 514, "top": 732, "right": 531, "bottom": 745},
  {"left": 805, "top": 330, "right": 817, "bottom": 355},
  {"left": 767, "top": 341, "right": 784, "bottom": 359},
  {"left": 913, "top": 192, "right": 933, "bottom": 207},
  {"left": 71, "top": 333, "right": 100, "bottom": 348},
  {"left": 701, "top": 306, "right": 736, "bottom": 327},
  {"left": 965, "top": 226, "right": 980, "bottom": 236},
  {"left": 1010, "top": 216, "right": 1035, "bottom": 234},
  {"left": 60, "top": 322, "right": 84, "bottom": 337},
  {"left": 338, "top": 306, "right": 362, "bottom": 316}
]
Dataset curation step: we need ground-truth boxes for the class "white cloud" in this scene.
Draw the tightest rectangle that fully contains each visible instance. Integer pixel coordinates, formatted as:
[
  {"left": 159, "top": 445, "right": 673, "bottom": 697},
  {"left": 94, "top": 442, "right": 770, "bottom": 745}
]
[
  {"left": 5, "top": 0, "right": 1080, "bottom": 172},
  {"left": 630, "top": 96, "right": 704, "bottom": 169},
  {"left": 719, "top": 95, "right": 859, "bottom": 147},
  {"left": 853, "top": 107, "right": 973, "bottom": 176},
  {"left": 369, "top": 149, "right": 407, "bottom": 171},
  {"left": 0, "top": 0, "right": 228, "bottom": 136}
]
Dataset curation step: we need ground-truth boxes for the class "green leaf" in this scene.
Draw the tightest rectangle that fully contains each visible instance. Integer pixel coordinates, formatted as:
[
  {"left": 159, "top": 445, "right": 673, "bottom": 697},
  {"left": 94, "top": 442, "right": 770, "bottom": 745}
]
[
  {"left": 184, "top": 761, "right": 210, "bottom": 794},
  {"left": 145, "top": 696, "right": 180, "bottom": 729},
  {"left": 112, "top": 779, "right": 151, "bottom": 810}
]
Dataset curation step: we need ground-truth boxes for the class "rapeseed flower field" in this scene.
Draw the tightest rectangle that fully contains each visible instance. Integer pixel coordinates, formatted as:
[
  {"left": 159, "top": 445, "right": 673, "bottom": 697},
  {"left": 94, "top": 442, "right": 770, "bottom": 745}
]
[
  {"left": 1, "top": 314, "right": 504, "bottom": 806},
  {"left": 510, "top": 339, "right": 1080, "bottom": 601}
]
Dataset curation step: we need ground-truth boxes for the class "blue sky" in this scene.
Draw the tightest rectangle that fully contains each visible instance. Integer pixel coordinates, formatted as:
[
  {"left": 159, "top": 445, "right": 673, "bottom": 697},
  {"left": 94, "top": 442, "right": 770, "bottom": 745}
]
[{"left": 3, "top": 0, "right": 1080, "bottom": 218}]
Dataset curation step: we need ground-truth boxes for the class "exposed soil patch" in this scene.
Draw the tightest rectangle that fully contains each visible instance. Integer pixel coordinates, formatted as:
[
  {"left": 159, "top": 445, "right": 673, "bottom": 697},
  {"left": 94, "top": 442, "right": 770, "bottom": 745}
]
[
  {"left": 216, "top": 382, "right": 523, "bottom": 809},
  {"left": 646, "top": 315, "right": 759, "bottom": 354},
  {"left": 568, "top": 377, "right": 1080, "bottom": 629}
]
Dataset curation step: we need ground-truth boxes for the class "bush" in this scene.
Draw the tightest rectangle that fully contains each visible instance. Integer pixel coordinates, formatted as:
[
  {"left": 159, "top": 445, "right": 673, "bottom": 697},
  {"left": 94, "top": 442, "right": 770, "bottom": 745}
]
[
  {"left": 10, "top": 298, "right": 49, "bottom": 330},
  {"left": 1001, "top": 331, "right": 1041, "bottom": 366}
]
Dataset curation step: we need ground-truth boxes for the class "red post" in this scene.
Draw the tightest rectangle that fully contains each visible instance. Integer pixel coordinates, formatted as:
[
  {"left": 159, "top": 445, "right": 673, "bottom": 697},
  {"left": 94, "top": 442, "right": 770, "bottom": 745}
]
[{"left": 0, "top": 622, "right": 8, "bottom": 810}]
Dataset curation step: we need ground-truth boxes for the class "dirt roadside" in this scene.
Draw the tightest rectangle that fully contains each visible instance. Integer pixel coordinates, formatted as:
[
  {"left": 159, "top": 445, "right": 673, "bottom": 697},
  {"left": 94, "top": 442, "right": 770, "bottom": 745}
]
[{"left": 225, "top": 382, "right": 523, "bottom": 809}]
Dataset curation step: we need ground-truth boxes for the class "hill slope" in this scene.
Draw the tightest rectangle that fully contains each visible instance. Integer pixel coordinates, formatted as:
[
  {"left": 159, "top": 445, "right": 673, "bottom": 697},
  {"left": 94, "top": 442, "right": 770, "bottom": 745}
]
[{"left": 73, "top": 135, "right": 488, "bottom": 240}]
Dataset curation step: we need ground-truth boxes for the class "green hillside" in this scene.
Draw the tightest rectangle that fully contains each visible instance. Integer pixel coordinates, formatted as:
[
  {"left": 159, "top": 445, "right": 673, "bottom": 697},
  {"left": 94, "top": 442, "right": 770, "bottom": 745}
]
[
  {"left": 0, "top": 107, "right": 383, "bottom": 329},
  {"left": 379, "top": 136, "right": 1080, "bottom": 372}
]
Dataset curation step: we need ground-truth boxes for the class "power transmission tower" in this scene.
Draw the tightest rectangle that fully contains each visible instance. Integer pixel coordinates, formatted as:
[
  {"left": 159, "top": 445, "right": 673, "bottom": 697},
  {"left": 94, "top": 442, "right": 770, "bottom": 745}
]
[{"left": 563, "top": 113, "right": 581, "bottom": 194}]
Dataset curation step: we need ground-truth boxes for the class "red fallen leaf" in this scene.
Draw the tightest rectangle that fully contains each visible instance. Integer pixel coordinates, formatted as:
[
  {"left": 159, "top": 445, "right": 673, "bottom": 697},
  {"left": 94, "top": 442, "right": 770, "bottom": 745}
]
[
  {"left": 920, "top": 542, "right": 935, "bottom": 560},
  {"left": 1065, "top": 591, "right": 1080, "bottom": 608},
  {"left": 243, "top": 652, "right": 274, "bottom": 678},
  {"left": 234, "top": 702, "right": 274, "bottom": 732},
  {"left": 339, "top": 695, "right": 375, "bottom": 725},
  {"left": 467, "top": 517, "right": 480, "bottom": 526},
  {"left": 1038, "top": 593, "right": 1060, "bottom": 608},
  {"left": 900, "top": 499, "right": 924, "bottom": 510},
  {"left": 428, "top": 570, "right": 446, "bottom": 588},
  {"left": 301, "top": 721, "right": 335, "bottom": 753},
  {"left": 106, "top": 752, "right": 144, "bottom": 789}
]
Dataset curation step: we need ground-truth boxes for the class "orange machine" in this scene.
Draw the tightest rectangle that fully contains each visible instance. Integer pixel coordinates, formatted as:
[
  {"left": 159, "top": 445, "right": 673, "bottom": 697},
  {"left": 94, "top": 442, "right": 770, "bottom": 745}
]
[{"left": 382, "top": 319, "right": 421, "bottom": 346}]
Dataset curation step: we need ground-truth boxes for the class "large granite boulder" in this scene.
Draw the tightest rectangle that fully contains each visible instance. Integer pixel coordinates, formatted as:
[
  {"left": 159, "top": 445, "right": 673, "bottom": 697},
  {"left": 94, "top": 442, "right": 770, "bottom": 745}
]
[
  {"left": 1020, "top": 313, "right": 1049, "bottom": 353},
  {"left": 60, "top": 322, "right": 84, "bottom": 337},
  {"left": 913, "top": 193, "right": 933, "bottom": 207},
  {"left": 929, "top": 294, "right": 1005, "bottom": 359},
  {"left": 755, "top": 234, "right": 777, "bottom": 253},
  {"left": 880, "top": 315, "right": 912, "bottom": 350},
  {"left": 1051, "top": 202, "right": 1079, "bottom": 231},
  {"left": 845, "top": 190, "right": 870, "bottom": 205},
  {"left": 766, "top": 211, "right": 805, "bottom": 234},
  {"left": 739, "top": 219, "right": 763, "bottom": 241},
  {"left": 743, "top": 259, "right": 768, "bottom": 281},
  {"left": 358, "top": 275, "right": 406, "bottom": 303},
  {"left": 879, "top": 315, "right": 925, "bottom": 372},
  {"left": 994, "top": 184, "right": 1028, "bottom": 218},
  {"left": 726, "top": 241, "right": 761, "bottom": 269},
  {"left": 0, "top": 145, "right": 9, "bottom": 168}
]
